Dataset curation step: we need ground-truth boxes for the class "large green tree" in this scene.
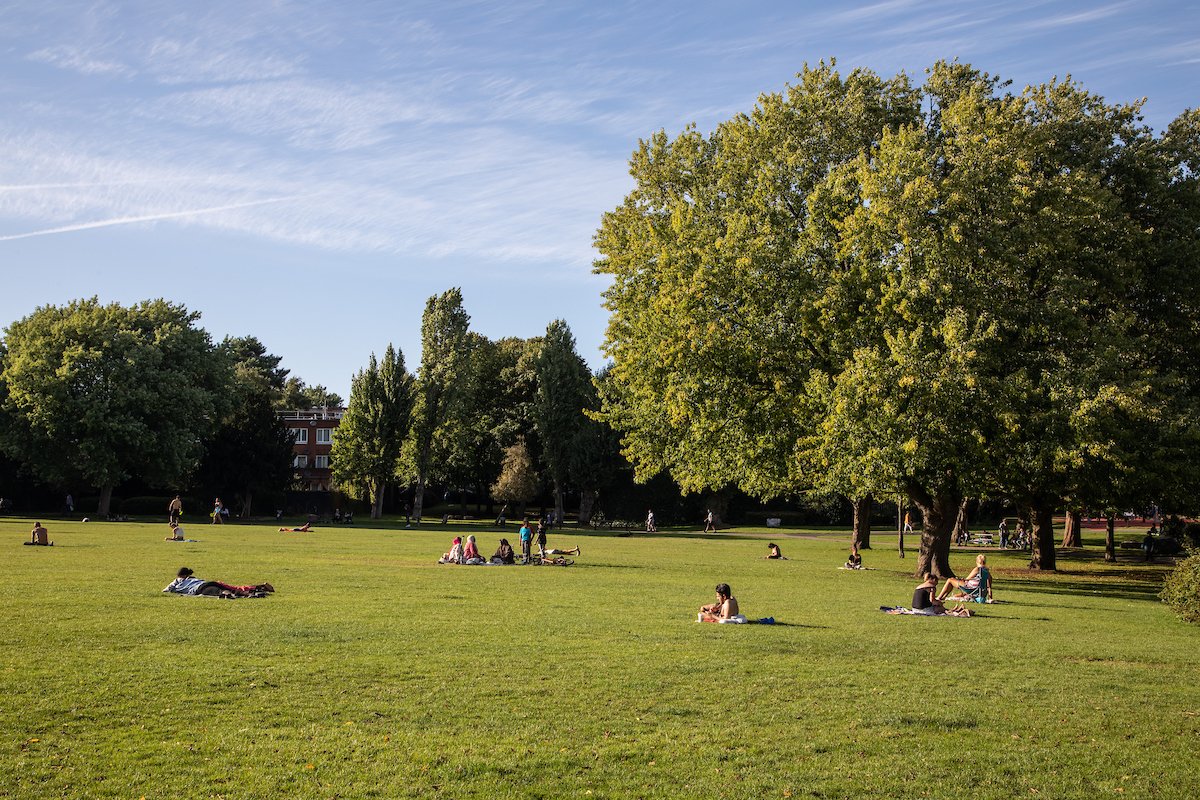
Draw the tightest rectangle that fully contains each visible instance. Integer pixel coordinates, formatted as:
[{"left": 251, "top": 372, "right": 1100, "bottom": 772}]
[
  {"left": 533, "top": 320, "right": 596, "bottom": 524},
  {"left": 402, "top": 289, "right": 473, "bottom": 523},
  {"left": 332, "top": 344, "right": 414, "bottom": 518},
  {"left": 194, "top": 335, "right": 295, "bottom": 516},
  {"left": 596, "top": 61, "right": 1200, "bottom": 577},
  {"left": 0, "top": 298, "right": 228, "bottom": 515}
]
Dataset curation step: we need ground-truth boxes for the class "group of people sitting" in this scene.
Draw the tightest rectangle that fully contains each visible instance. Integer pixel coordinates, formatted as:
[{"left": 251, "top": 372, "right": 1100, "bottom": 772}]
[
  {"left": 888, "top": 554, "right": 993, "bottom": 616},
  {"left": 438, "top": 532, "right": 580, "bottom": 565}
]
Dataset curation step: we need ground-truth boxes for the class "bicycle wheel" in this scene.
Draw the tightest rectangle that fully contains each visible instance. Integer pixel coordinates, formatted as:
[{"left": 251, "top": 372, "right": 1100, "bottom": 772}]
[{"left": 552, "top": 557, "right": 574, "bottom": 566}]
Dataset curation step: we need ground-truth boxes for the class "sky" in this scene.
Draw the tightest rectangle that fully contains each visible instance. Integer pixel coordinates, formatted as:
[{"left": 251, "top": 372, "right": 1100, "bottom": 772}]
[{"left": 1, "top": 0, "right": 1197, "bottom": 401}]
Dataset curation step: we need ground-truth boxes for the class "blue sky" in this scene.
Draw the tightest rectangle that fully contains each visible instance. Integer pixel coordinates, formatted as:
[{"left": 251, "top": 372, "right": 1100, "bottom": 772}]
[{"left": 1, "top": 1, "right": 1196, "bottom": 400}]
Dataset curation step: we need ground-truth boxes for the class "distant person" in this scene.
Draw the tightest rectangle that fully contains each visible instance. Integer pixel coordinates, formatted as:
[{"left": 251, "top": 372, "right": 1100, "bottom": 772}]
[
  {"left": 998, "top": 519, "right": 1009, "bottom": 549},
  {"left": 704, "top": 509, "right": 715, "bottom": 533},
  {"left": 534, "top": 522, "right": 548, "bottom": 557},
  {"left": 492, "top": 538, "right": 516, "bottom": 564},
  {"left": 65, "top": 493, "right": 74, "bottom": 514},
  {"left": 903, "top": 511, "right": 914, "bottom": 536},
  {"left": 462, "top": 535, "right": 485, "bottom": 564},
  {"left": 168, "top": 495, "right": 183, "bottom": 523},
  {"left": 279, "top": 522, "right": 311, "bottom": 532},
  {"left": 439, "top": 536, "right": 464, "bottom": 564},
  {"left": 165, "top": 521, "right": 186, "bottom": 541},
  {"left": 1143, "top": 530, "right": 1156, "bottom": 562},
  {"left": 698, "top": 583, "right": 742, "bottom": 623},
  {"left": 162, "top": 567, "right": 274, "bottom": 598},
  {"left": 211, "top": 498, "right": 224, "bottom": 525},
  {"left": 646, "top": 509, "right": 657, "bottom": 533},
  {"left": 545, "top": 545, "right": 580, "bottom": 556},
  {"left": 518, "top": 520, "right": 532, "bottom": 561},
  {"left": 495, "top": 504, "right": 509, "bottom": 527},
  {"left": 25, "top": 522, "right": 52, "bottom": 546},
  {"left": 844, "top": 545, "right": 862, "bottom": 569},
  {"left": 765, "top": 543, "right": 787, "bottom": 560}
]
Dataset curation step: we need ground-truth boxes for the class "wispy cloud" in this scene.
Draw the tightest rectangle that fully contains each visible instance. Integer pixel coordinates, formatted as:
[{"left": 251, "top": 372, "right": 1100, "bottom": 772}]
[{"left": 0, "top": 196, "right": 304, "bottom": 242}]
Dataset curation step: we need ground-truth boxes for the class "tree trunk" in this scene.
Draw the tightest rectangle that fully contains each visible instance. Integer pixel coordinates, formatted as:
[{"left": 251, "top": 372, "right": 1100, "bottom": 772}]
[
  {"left": 578, "top": 489, "right": 598, "bottom": 526},
  {"left": 1029, "top": 504, "right": 1057, "bottom": 571},
  {"left": 411, "top": 479, "right": 425, "bottom": 525},
  {"left": 852, "top": 494, "right": 873, "bottom": 550},
  {"left": 553, "top": 483, "right": 564, "bottom": 528},
  {"left": 370, "top": 479, "right": 384, "bottom": 519},
  {"left": 240, "top": 491, "right": 253, "bottom": 519},
  {"left": 951, "top": 498, "right": 970, "bottom": 544},
  {"left": 914, "top": 492, "right": 959, "bottom": 579},
  {"left": 98, "top": 484, "right": 114, "bottom": 517},
  {"left": 1061, "top": 508, "right": 1082, "bottom": 548},
  {"left": 1104, "top": 513, "right": 1117, "bottom": 562}
]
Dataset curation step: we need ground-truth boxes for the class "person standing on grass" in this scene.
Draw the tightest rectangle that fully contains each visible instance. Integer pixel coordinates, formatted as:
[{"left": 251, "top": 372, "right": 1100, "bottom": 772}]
[
  {"left": 65, "top": 493, "right": 74, "bottom": 514},
  {"left": 211, "top": 497, "right": 224, "bottom": 524},
  {"left": 519, "top": 519, "right": 532, "bottom": 561},
  {"left": 646, "top": 509, "right": 656, "bottom": 533},
  {"left": 169, "top": 495, "right": 183, "bottom": 524},
  {"left": 704, "top": 509, "right": 715, "bottom": 533},
  {"left": 534, "top": 521, "right": 548, "bottom": 557}
]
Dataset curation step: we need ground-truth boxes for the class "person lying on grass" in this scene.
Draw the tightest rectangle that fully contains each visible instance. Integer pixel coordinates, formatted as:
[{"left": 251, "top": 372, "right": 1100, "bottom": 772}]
[
  {"left": 165, "top": 521, "right": 186, "bottom": 541},
  {"left": 698, "top": 583, "right": 741, "bottom": 622},
  {"left": 163, "top": 567, "right": 275, "bottom": 598},
  {"left": 24, "top": 522, "right": 52, "bottom": 546},
  {"left": 279, "top": 522, "right": 312, "bottom": 532},
  {"left": 764, "top": 543, "right": 787, "bottom": 559},
  {"left": 545, "top": 545, "right": 580, "bottom": 556},
  {"left": 937, "top": 554, "right": 993, "bottom": 602}
]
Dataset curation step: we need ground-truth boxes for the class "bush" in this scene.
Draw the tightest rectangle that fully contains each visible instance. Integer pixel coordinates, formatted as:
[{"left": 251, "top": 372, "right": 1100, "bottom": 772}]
[{"left": 1161, "top": 550, "right": 1200, "bottom": 624}]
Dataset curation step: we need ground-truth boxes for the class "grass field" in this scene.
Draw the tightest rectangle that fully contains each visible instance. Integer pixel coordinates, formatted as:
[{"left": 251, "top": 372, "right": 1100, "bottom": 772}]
[{"left": 3, "top": 516, "right": 1198, "bottom": 799}]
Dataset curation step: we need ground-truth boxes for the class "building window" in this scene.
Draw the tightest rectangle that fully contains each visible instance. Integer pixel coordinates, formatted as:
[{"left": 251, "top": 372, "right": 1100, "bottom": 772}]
[
  {"left": 292, "top": 428, "right": 308, "bottom": 444},
  {"left": 293, "top": 455, "right": 308, "bottom": 468},
  {"left": 316, "top": 428, "right": 333, "bottom": 444},
  {"left": 314, "top": 455, "right": 329, "bottom": 469}
]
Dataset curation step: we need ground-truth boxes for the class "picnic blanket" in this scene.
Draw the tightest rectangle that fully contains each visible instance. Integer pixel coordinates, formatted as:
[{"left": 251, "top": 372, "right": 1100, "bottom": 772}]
[{"left": 879, "top": 606, "right": 970, "bottom": 617}]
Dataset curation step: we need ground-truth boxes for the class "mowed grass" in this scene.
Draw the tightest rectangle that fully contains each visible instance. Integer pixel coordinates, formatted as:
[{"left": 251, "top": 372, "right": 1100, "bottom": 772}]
[{"left": 2, "top": 517, "right": 1198, "bottom": 799}]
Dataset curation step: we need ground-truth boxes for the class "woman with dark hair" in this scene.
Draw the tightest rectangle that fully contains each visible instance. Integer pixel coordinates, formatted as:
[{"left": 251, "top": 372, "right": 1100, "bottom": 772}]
[
  {"left": 162, "top": 567, "right": 274, "bottom": 598},
  {"left": 491, "top": 538, "right": 516, "bottom": 564},
  {"left": 764, "top": 543, "right": 786, "bottom": 559}
]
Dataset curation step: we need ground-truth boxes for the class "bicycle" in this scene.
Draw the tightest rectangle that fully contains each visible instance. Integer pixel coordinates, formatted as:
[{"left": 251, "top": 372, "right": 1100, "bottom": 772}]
[{"left": 519, "top": 554, "right": 574, "bottom": 566}]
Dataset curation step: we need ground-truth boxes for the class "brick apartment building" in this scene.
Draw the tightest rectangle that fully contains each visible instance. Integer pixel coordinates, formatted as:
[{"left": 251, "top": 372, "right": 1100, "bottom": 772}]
[{"left": 281, "top": 407, "right": 345, "bottom": 491}]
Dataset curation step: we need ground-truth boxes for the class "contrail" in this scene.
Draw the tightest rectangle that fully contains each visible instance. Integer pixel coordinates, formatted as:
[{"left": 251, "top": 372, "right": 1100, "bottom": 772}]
[
  {"left": 0, "top": 180, "right": 166, "bottom": 192},
  {"left": 0, "top": 196, "right": 301, "bottom": 242}
]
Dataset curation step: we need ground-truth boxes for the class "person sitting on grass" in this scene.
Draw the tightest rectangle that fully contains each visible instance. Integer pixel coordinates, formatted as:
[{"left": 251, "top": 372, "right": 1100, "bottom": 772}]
[
  {"left": 162, "top": 567, "right": 274, "bottom": 598},
  {"left": 492, "top": 538, "right": 515, "bottom": 564},
  {"left": 439, "top": 536, "right": 463, "bottom": 564},
  {"left": 765, "top": 542, "right": 787, "bottom": 559},
  {"left": 25, "top": 522, "right": 52, "bottom": 546},
  {"left": 937, "top": 554, "right": 993, "bottom": 603},
  {"left": 911, "top": 573, "right": 945, "bottom": 614},
  {"left": 165, "top": 521, "right": 186, "bottom": 541},
  {"left": 462, "top": 535, "right": 485, "bottom": 565},
  {"left": 844, "top": 546, "right": 863, "bottom": 569},
  {"left": 698, "top": 583, "right": 744, "bottom": 623},
  {"left": 279, "top": 522, "right": 312, "bottom": 532}
]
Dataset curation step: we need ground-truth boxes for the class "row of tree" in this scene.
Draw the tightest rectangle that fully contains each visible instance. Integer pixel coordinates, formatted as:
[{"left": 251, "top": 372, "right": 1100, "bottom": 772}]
[
  {"left": 331, "top": 289, "right": 618, "bottom": 523},
  {"left": 594, "top": 60, "right": 1200, "bottom": 576},
  {"left": 0, "top": 297, "right": 342, "bottom": 515}
]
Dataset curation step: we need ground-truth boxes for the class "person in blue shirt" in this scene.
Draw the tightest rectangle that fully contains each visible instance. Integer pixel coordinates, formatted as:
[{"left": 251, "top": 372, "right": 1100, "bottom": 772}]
[{"left": 519, "top": 520, "right": 532, "bottom": 561}]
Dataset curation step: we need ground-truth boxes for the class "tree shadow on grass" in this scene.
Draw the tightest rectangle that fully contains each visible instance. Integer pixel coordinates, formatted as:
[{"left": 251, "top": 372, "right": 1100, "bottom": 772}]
[{"left": 999, "top": 576, "right": 1164, "bottom": 603}]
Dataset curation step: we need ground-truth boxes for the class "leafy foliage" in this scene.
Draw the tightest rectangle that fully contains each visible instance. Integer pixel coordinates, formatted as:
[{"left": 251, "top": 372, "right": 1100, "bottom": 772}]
[{"left": 1161, "top": 549, "right": 1200, "bottom": 624}]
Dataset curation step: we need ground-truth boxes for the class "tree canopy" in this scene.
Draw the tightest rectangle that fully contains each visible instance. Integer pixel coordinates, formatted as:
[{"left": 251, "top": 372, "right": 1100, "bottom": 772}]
[{"left": 595, "top": 60, "right": 1200, "bottom": 575}]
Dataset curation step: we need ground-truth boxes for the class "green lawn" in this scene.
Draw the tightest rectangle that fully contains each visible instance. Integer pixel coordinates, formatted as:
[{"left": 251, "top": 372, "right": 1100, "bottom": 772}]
[{"left": 2, "top": 517, "right": 1197, "bottom": 799}]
